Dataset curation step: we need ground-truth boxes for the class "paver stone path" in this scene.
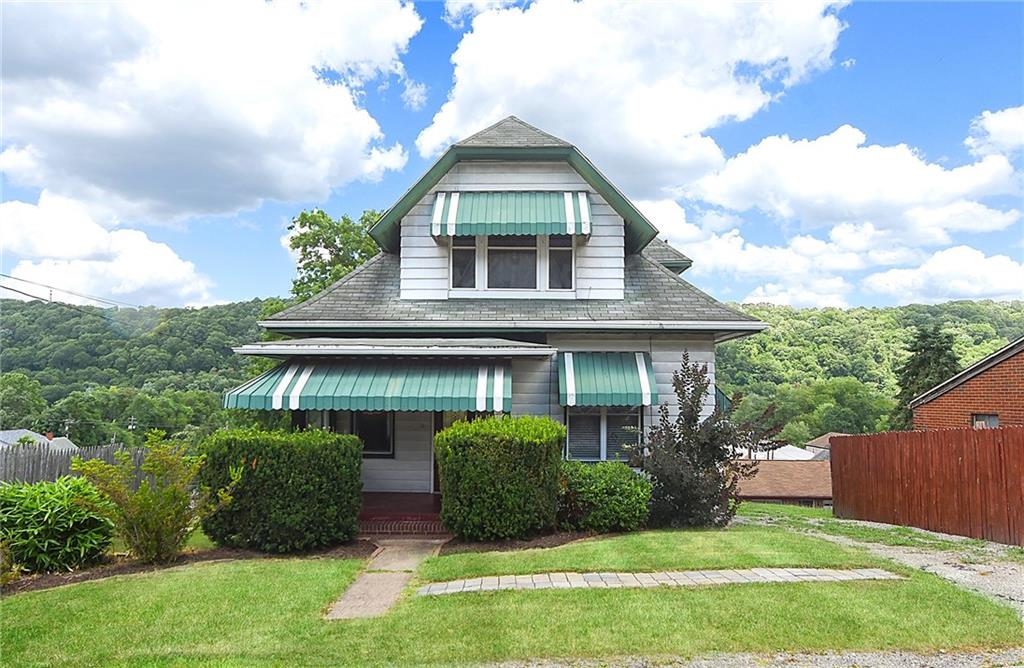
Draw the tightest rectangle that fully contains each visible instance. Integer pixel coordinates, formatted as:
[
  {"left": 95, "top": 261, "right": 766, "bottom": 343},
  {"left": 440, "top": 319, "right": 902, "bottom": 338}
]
[{"left": 325, "top": 538, "right": 446, "bottom": 620}]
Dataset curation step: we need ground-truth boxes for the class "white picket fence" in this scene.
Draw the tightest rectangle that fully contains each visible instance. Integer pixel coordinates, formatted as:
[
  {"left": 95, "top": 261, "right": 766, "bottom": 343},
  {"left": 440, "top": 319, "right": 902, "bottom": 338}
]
[{"left": 0, "top": 444, "right": 146, "bottom": 484}]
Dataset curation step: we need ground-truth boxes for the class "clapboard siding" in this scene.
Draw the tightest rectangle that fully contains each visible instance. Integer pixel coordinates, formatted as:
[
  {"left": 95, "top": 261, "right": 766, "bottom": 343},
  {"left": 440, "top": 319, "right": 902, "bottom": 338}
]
[
  {"left": 361, "top": 411, "right": 433, "bottom": 493},
  {"left": 511, "top": 357, "right": 557, "bottom": 419},
  {"left": 399, "top": 161, "right": 625, "bottom": 300}
]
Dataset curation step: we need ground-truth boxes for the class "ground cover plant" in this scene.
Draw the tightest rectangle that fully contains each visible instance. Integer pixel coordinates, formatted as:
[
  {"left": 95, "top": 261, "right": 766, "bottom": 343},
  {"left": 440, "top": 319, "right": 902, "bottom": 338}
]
[
  {"left": 200, "top": 428, "right": 362, "bottom": 552},
  {"left": 435, "top": 415, "right": 564, "bottom": 540},
  {"left": 0, "top": 476, "right": 114, "bottom": 572},
  {"left": 2, "top": 522, "right": 1022, "bottom": 667}
]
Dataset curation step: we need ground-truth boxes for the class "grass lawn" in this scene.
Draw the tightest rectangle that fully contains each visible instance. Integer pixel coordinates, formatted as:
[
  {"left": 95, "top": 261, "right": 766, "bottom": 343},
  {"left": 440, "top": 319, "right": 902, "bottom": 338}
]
[
  {"left": 419, "top": 523, "right": 881, "bottom": 582},
  {"left": 4, "top": 519, "right": 1022, "bottom": 666}
]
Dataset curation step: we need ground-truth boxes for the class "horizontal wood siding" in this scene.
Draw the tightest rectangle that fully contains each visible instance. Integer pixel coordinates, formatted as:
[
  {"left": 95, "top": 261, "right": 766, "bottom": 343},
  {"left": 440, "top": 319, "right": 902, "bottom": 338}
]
[
  {"left": 399, "top": 161, "right": 624, "bottom": 300},
  {"left": 361, "top": 411, "right": 433, "bottom": 493}
]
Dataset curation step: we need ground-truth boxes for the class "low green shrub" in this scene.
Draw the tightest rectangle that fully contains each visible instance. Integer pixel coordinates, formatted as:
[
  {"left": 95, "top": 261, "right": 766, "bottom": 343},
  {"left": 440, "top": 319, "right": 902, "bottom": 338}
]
[
  {"left": 73, "top": 431, "right": 236, "bottom": 564},
  {"left": 0, "top": 477, "right": 114, "bottom": 572},
  {"left": 199, "top": 428, "right": 362, "bottom": 553},
  {"left": 558, "top": 461, "right": 651, "bottom": 533},
  {"left": 434, "top": 415, "right": 565, "bottom": 541}
]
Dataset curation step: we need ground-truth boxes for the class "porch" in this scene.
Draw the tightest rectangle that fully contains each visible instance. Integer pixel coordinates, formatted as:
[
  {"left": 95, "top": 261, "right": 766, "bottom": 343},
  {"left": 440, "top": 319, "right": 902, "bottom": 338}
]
[{"left": 359, "top": 492, "right": 446, "bottom": 536}]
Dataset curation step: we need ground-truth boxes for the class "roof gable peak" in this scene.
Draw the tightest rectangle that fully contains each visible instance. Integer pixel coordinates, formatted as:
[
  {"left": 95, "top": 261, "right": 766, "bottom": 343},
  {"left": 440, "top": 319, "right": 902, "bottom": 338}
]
[{"left": 456, "top": 115, "right": 571, "bottom": 148}]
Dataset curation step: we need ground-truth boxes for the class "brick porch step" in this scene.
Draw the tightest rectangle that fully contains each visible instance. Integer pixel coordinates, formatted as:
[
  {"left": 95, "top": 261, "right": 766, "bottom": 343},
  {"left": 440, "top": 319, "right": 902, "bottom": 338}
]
[{"left": 359, "top": 518, "right": 449, "bottom": 536}]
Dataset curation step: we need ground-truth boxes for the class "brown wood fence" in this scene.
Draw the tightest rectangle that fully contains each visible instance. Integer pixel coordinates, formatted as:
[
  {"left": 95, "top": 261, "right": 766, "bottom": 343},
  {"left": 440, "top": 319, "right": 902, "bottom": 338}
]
[
  {"left": 0, "top": 445, "right": 145, "bottom": 484},
  {"left": 831, "top": 427, "right": 1024, "bottom": 546}
]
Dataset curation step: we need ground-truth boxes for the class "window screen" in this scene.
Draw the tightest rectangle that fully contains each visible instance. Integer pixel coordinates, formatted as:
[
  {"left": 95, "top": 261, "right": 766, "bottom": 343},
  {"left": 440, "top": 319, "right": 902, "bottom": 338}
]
[{"left": 567, "top": 411, "right": 601, "bottom": 460}]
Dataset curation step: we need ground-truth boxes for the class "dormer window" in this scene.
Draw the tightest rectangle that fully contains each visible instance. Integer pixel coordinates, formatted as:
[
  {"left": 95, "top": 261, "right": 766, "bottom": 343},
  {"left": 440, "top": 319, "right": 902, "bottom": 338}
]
[
  {"left": 449, "top": 234, "right": 575, "bottom": 293},
  {"left": 488, "top": 235, "right": 537, "bottom": 289}
]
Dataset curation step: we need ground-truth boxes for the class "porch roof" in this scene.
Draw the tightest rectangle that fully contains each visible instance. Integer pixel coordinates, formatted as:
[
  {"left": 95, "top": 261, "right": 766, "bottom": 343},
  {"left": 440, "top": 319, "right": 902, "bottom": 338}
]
[
  {"left": 233, "top": 337, "right": 555, "bottom": 358},
  {"left": 224, "top": 359, "right": 511, "bottom": 413},
  {"left": 558, "top": 351, "right": 658, "bottom": 407}
]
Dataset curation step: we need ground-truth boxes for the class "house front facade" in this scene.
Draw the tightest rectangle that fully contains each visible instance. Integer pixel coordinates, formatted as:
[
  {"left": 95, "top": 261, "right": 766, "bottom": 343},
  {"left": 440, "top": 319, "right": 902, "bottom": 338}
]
[{"left": 224, "top": 117, "right": 765, "bottom": 495}]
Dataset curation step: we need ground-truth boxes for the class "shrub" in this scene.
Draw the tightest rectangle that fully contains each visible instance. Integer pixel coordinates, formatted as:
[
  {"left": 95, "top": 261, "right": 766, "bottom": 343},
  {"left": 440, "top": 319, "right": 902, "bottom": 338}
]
[
  {"left": 1, "top": 540, "right": 23, "bottom": 585},
  {"left": 557, "top": 461, "right": 651, "bottom": 533},
  {"left": 434, "top": 415, "right": 564, "bottom": 541},
  {"left": 199, "top": 428, "right": 362, "bottom": 553},
  {"left": 632, "top": 352, "right": 758, "bottom": 528},
  {"left": 72, "top": 431, "right": 236, "bottom": 564},
  {"left": 0, "top": 477, "right": 114, "bottom": 572}
]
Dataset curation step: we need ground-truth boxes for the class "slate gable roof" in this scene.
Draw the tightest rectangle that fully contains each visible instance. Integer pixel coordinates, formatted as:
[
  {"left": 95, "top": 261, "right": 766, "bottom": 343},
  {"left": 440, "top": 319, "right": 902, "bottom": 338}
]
[
  {"left": 644, "top": 238, "right": 692, "bottom": 271},
  {"left": 456, "top": 116, "right": 571, "bottom": 148},
  {"left": 265, "top": 250, "right": 757, "bottom": 327}
]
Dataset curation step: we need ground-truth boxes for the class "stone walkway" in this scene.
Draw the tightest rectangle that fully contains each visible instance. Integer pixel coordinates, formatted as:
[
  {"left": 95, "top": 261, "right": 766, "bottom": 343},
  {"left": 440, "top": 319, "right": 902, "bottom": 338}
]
[
  {"left": 417, "top": 567, "right": 901, "bottom": 596},
  {"left": 325, "top": 538, "right": 446, "bottom": 620}
]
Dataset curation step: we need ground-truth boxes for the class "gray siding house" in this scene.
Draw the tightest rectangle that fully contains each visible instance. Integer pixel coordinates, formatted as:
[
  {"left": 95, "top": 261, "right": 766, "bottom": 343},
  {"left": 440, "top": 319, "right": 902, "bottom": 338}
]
[{"left": 225, "top": 117, "right": 765, "bottom": 496}]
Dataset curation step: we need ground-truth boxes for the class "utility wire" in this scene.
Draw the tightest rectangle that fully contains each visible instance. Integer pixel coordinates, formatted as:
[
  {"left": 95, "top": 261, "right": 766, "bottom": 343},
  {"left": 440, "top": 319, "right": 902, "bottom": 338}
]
[
  {"left": 0, "top": 272, "right": 141, "bottom": 308},
  {"left": 0, "top": 284, "right": 117, "bottom": 322}
]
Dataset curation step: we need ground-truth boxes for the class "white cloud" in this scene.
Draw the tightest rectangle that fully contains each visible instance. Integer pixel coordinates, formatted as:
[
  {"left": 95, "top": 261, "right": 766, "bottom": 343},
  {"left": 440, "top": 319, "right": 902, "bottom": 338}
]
[
  {"left": 744, "top": 279, "right": 852, "bottom": 308},
  {"left": 965, "top": 105, "right": 1024, "bottom": 157},
  {"left": 0, "top": 1, "right": 422, "bottom": 221},
  {"left": 1, "top": 192, "right": 213, "bottom": 306},
  {"left": 634, "top": 200, "right": 704, "bottom": 244},
  {"left": 417, "top": 0, "right": 847, "bottom": 197},
  {"left": 443, "top": 0, "right": 518, "bottom": 28},
  {"left": 840, "top": 57, "right": 856, "bottom": 69},
  {"left": 401, "top": 79, "right": 428, "bottom": 111},
  {"left": 687, "top": 124, "right": 1019, "bottom": 244},
  {"left": 863, "top": 246, "right": 1024, "bottom": 303}
]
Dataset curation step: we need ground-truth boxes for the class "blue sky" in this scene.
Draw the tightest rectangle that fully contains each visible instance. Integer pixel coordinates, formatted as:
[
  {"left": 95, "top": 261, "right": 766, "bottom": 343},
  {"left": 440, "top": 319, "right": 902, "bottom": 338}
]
[{"left": 1, "top": 1, "right": 1022, "bottom": 309}]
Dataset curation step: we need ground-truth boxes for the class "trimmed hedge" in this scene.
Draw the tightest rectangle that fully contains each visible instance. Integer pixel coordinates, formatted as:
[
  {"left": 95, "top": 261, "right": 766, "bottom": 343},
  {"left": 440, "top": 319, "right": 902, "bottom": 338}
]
[
  {"left": 434, "top": 415, "right": 565, "bottom": 541},
  {"left": 199, "top": 429, "right": 362, "bottom": 553},
  {"left": 0, "top": 476, "right": 114, "bottom": 572},
  {"left": 557, "top": 461, "right": 651, "bottom": 533}
]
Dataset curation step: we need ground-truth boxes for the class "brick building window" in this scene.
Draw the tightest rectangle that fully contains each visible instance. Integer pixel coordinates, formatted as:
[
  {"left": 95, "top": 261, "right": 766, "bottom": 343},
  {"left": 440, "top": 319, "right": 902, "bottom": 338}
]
[{"left": 971, "top": 414, "right": 999, "bottom": 429}]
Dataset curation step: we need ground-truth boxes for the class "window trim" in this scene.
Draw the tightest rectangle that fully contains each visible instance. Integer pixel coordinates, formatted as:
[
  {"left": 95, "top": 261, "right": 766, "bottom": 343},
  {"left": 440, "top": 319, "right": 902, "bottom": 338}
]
[{"left": 565, "top": 406, "right": 642, "bottom": 462}]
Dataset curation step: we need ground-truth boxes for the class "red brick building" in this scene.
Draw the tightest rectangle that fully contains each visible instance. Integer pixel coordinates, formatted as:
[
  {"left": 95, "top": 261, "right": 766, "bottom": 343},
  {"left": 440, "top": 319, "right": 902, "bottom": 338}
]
[{"left": 911, "top": 336, "right": 1024, "bottom": 430}]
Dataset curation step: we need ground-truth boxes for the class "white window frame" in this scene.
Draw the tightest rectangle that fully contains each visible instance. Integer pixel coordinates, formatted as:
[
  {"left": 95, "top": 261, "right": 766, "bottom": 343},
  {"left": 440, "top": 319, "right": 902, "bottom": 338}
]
[
  {"left": 448, "top": 234, "right": 576, "bottom": 297},
  {"left": 565, "top": 406, "right": 641, "bottom": 462}
]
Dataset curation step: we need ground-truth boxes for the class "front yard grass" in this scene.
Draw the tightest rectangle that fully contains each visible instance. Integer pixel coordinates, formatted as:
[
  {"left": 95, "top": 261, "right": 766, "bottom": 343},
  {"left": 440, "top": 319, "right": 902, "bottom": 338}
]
[{"left": 3, "top": 520, "right": 1022, "bottom": 666}]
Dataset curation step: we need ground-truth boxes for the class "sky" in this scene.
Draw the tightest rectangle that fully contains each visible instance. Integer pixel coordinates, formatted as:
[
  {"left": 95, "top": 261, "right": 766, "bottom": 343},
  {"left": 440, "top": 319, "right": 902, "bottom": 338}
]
[{"left": 1, "top": 0, "right": 1022, "bottom": 310}]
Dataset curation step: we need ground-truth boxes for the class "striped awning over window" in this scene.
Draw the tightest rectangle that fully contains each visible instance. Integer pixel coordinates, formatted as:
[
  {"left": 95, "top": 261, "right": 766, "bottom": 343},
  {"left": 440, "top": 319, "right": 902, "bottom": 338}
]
[
  {"left": 558, "top": 352, "right": 658, "bottom": 407},
  {"left": 430, "top": 191, "right": 592, "bottom": 237},
  {"left": 224, "top": 359, "right": 511, "bottom": 412}
]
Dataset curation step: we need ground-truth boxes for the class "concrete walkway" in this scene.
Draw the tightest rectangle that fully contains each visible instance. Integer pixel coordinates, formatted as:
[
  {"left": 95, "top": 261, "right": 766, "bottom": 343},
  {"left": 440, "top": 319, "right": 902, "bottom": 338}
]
[
  {"left": 417, "top": 567, "right": 901, "bottom": 596},
  {"left": 325, "top": 538, "right": 446, "bottom": 620}
]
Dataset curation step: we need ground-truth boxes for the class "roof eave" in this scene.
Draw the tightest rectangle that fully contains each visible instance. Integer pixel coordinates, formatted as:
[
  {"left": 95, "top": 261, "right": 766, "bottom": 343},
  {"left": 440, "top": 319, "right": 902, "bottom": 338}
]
[
  {"left": 259, "top": 319, "right": 768, "bottom": 336},
  {"left": 909, "top": 336, "right": 1024, "bottom": 408}
]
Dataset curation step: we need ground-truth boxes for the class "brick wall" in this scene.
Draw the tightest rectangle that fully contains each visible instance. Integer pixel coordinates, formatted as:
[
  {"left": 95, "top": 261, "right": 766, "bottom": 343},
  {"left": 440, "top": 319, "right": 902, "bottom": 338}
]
[{"left": 913, "top": 349, "right": 1024, "bottom": 429}]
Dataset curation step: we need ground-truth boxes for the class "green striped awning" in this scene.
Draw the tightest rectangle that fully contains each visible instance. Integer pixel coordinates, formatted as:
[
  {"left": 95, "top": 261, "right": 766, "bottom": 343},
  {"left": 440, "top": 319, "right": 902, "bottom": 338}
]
[
  {"left": 430, "top": 191, "right": 592, "bottom": 236},
  {"left": 558, "top": 352, "right": 658, "bottom": 407},
  {"left": 224, "top": 359, "right": 511, "bottom": 412}
]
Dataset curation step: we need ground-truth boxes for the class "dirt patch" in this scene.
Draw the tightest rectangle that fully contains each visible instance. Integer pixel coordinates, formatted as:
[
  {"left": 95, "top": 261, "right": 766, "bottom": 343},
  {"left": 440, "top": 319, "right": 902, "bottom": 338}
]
[
  {"left": 2, "top": 539, "right": 378, "bottom": 596},
  {"left": 439, "top": 531, "right": 598, "bottom": 555}
]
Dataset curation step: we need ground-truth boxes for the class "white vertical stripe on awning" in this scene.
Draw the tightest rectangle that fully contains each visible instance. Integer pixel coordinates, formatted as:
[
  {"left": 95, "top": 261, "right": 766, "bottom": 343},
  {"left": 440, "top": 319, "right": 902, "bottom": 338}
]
[
  {"left": 431, "top": 192, "right": 445, "bottom": 236},
  {"left": 475, "top": 365, "right": 489, "bottom": 412},
  {"left": 271, "top": 363, "right": 300, "bottom": 410},
  {"left": 564, "top": 352, "right": 577, "bottom": 406},
  {"left": 492, "top": 365, "right": 504, "bottom": 413},
  {"left": 563, "top": 192, "right": 575, "bottom": 235},
  {"left": 289, "top": 364, "right": 315, "bottom": 410},
  {"left": 577, "top": 192, "right": 591, "bottom": 235},
  {"left": 634, "top": 352, "right": 652, "bottom": 406},
  {"left": 446, "top": 191, "right": 460, "bottom": 236}
]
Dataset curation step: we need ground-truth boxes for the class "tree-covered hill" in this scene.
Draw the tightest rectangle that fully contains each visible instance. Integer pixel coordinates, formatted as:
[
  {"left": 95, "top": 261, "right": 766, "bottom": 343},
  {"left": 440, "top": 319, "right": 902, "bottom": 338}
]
[{"left": 1, "top": 296, "right": 1020, "bottom": 446}]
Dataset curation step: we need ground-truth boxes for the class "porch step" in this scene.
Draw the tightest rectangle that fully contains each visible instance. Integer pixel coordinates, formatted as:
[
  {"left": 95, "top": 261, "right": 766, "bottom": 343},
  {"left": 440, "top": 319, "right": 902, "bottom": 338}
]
[{"left": 359, "top": 519, "right": 450, "bottom": 536}]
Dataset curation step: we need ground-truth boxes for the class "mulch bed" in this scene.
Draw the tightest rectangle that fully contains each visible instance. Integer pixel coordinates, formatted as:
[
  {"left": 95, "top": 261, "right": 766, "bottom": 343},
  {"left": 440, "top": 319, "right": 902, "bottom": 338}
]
[
  {"left": 439, "top": 531, "right": 597, "bottom": 555},
  {"left": 2, "top": 539, "right": 378, "bottom": 596}
]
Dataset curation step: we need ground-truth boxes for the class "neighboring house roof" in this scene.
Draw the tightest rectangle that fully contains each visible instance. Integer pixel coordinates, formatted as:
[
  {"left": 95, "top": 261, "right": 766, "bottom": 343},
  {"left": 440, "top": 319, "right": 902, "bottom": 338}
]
[
  {"left": 643, "top": 238, "right": 692, "bottom": 274},
  {"left": 910, "top": 335, "right": 1024, "bottom": 409},
  {"left": 740, "top": 461, "right": 833, "bottom": 500},
  {"left": 745, "top": 444, "right": 816, "bottom": 461},
  {"left": 263, "top": 252, "right": 762, "bottom": 339},
  {"left": 367, "top": 116, "right": 660, "bottom": 254},
  {"left": 0, "top": 429, "right": 79, "bottom": 451},
  {"left": 805, "top": 432, "right": 850, "bottom": 450},
  {"left": 810, "top": 449, "right": 831, "bottom": 461}
]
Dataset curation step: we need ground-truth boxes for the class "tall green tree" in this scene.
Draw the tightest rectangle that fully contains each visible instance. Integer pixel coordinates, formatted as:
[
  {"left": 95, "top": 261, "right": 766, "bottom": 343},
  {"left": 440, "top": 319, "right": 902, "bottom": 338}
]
[
  {"left": 286, "top": 209, "right": 380, "bottom": 302},
  {"left": 0, "top": 372, "right": 47, "bottom": 429},
  {"left": 893, "top": 325, "right": 961, "bottom": 429}
]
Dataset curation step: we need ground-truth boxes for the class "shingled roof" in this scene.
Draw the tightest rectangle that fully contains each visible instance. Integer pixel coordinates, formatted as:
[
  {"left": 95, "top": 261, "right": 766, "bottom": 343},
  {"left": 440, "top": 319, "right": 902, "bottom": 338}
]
[
  {"left": 644, "top": 238, "right": 692, "bottom": 273},
  {"left": 264, "top": 251, "right": 759, "bottom": 332},
  {"left": 456, "top": 116, "right": 572, "bottom": 148}
]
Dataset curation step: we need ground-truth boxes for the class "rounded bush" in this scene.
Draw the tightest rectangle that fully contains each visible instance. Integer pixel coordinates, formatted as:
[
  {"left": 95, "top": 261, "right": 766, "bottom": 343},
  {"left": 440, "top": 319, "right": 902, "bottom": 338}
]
[
  {"left": 0, "top": 476, "right": 114, "bottom": 572},
  {"left": 558, "top": 461, "right": 651, "bottom": 533},
  {"left": 434, "top": 415, "right": 565, "bottom": 541},
  {"left": 198, "top": 428, "right": 362, "bottom": 553}
]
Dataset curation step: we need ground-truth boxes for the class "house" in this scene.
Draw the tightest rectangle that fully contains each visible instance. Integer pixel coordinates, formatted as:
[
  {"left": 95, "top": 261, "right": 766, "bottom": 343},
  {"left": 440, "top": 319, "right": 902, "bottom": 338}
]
[
  {"left": 742, "top": 444, "right": 816, "bottom": 461},
  {"left": 805, "top": 431, "right": 849, "bottom": 456},
  {"left": 224, "top": 117, "right": 765, "bottom": 501},
  {"left": 911, "top": 336, "right": 1024, "bottom": 430},
  {"left": 0, "top": 429, "right": 79, "bottom": 452},
  {"left": 739, "top": 460, "right": 832, "bottom": 508}
]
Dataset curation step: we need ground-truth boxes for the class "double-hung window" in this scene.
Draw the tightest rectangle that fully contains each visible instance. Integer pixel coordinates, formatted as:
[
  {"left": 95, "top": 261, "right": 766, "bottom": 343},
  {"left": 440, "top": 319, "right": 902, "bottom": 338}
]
[
  {"left": 451, "top": 235, "right": 476, "bottom": 288},
  {"left": 548, "top": 235, "right": 574, "bottom": 290},
  {"left": 566, "top": 407, "right": 641, "bottom": 461}
]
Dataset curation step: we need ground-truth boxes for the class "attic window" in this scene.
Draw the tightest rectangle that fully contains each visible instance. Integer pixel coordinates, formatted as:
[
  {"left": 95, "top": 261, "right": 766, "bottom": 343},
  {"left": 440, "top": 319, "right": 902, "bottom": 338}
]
[{"left": 488, "top": 235, "right": 537, "bottom": 289}]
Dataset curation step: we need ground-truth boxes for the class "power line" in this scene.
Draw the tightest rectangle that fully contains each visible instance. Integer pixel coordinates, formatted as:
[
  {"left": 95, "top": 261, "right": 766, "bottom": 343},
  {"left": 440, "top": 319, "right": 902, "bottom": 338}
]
[
  {"left": 0, "top": 272, "right": 141, "bottom": 308},
  {"left": 0, "top": 284, "right": 117, "bottom": 322}
]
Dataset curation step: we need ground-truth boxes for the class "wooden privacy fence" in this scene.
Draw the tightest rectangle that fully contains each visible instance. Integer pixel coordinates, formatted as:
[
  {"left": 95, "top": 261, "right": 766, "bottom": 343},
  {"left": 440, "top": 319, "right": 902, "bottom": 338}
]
[
  {"left": 831, "top": 427, "right": 1024, "bottom": 546},
  {"left": 0, "top": 444, "right": 145, "bottom": 484}
]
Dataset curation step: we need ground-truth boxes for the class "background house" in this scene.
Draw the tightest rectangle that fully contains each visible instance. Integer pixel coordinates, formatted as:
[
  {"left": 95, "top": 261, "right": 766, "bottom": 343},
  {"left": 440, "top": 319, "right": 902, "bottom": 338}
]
[
  {"left": 805, "top": 432, "right": 848, "bottom": 458},
  {"left": 0, "top": 429, "right": 79, "bottom": 452},
  {"left": 739, "top": 460, "right": 833, "bottom": 508},
  {"left": 911, "top": 336, "right": 1023, "bottom": 429}
]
